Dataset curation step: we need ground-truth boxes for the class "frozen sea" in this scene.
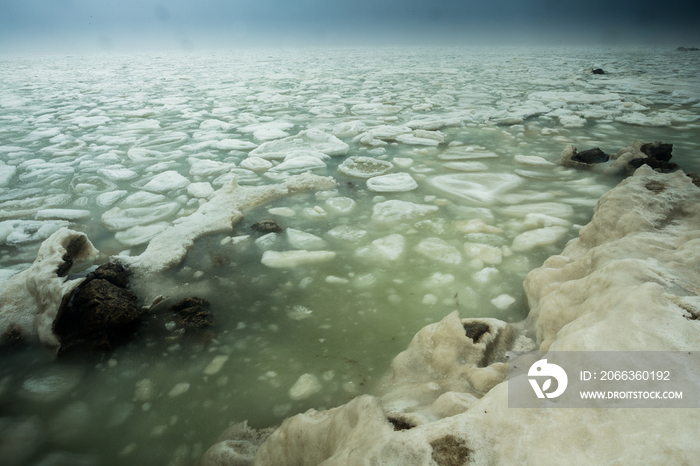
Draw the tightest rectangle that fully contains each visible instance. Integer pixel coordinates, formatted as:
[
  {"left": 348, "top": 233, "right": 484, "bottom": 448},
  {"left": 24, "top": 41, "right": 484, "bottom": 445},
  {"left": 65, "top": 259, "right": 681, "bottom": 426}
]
[{"left": 1, "top": 46, "right": 699, "bottom": 465}]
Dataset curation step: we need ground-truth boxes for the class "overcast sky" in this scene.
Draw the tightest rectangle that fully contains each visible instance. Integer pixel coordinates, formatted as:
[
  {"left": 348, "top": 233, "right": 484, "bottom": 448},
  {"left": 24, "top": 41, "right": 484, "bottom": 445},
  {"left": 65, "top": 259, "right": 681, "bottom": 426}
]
[{"left": 1, "top": 0, "right": 699, "bottom": 52}]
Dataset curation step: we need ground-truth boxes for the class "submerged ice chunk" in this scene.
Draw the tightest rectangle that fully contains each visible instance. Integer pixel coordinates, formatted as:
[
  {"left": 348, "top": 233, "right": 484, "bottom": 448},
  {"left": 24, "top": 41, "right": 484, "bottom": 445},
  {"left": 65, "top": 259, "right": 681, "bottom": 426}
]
[
  {"left": 261, "top": 250, "right": 336, "bottom": 268},
  {"left": 491, "top": 294, "right": 516, "bottom": 310},
  {"left": 414, "top": 238, "right": 463, "bottom": 265},
  {"left": 366, "top": 173, "right": 418, "bottom": 193},
  {"left": 289, "top": 374, "right": 322, "bottom": 400},
  {"left": 464, "top": 242, "right": 503, "bottom": 265},
  {"left": 428, "top": 173, "right": 523, "bottom": 205},
  {"left": 287, "top": 229, "right": 326, "bottom": 250},
  {"left": 371, "top": 200, "right": 438, "bottom": 224},
  {"left": 326, "top": 225, "right": 368, "bottom": 244},
  {"left": 355, "top": 234, "right": 405, "bottom": 262}
]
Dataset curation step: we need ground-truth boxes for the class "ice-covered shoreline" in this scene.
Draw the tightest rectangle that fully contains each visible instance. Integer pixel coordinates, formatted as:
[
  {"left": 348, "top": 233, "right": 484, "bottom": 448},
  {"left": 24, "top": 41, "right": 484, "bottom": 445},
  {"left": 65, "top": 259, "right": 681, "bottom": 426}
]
[{"left": 201, "top": 165, "right": 700, "bottom": 465}]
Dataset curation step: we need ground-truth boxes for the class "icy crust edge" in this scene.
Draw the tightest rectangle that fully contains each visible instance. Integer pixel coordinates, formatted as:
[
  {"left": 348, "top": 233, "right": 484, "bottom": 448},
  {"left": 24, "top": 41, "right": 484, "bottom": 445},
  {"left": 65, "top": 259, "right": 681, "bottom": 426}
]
[
  {"left": 0, "top": 228, "right": 98, "bottom": 349},
  {"left": 120, "top": 172, "right": 337, "bottom": 278},
  {"left": 214, "top": 166, "right": 700, "bottom": 466}
]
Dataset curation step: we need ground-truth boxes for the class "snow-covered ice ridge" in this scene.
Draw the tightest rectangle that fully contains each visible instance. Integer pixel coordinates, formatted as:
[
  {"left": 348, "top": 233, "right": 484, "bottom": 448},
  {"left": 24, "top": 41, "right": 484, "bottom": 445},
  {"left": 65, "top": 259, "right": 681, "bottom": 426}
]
[{"left": 0, "top": 46, "right": 699, "bottom": 466}]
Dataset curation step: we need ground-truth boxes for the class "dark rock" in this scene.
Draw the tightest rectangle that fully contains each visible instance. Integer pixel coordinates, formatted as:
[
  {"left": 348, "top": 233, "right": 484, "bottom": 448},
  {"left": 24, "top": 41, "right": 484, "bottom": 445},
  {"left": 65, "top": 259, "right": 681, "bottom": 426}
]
[
  {"left": 677, "top": 47, "right": 699, "bottom": 52},
  {"left": 56, "top": 235, "right": 89, "bottom": 277},
  {"left": 387, "top": 416, "right": 416, "bottom": 431},
  {"left": 592, "top": 68, "right": 605, "bottom": 74},
  {"left": 640, "top": 142, "right": 673, "bottom": 162},
  {"left": 463, "top": 322, "right": 490, "bottom": 343},
  {"left": 628, "top": 157, "right": 679, "bottom": 172},
  {"left": 87, "top": 261, "right": 130, "bottom": 288},
  {"left": 430, "top": 435, "right": 472, "bottom": 466},
  {"left": 687, "top": 173, "right": 700, "bottom": 188},
  {"left": 53, "top": 263, "right": 140, "bottom": 352},
  {"left": 571, "top": 148, "right": 609, "bottom": 164},
  {"left": 251, "top": 220, "right": 283, "bottom": 233},
  {"left": 169, "top": 297, "right": 213, "bottom": 330}
]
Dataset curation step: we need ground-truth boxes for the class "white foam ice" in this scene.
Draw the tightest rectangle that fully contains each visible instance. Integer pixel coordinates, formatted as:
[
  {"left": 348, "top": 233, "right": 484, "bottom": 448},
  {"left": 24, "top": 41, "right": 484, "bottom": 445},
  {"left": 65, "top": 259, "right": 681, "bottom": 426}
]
[
  {"left": 355, "top": 234, "right": 405, "bottom": 262},
  {"left": 261, "top": 250, "right": 336, "bottom": 268},
  {"left": 371, "top": 200, "right": 438, "bottom": 224},
  {"left": 187, "top": 182, "right": 214, "bottom": 199},
  {"left": 337, "top": 157, "right": 393, "bottom": 179},
  {"left": 326, "top": 225, "right": 368, "bottom": 244},
  {"left": 490, "top": 294, "right": 516, "bottom": 310},
  {"left": 96, "top": 166, "right": 138, "bottom": 182},
  {"left": 441, "top": 161, "right": 489, "bottom": 172},
  {"left": 114, "top": 223, "right": 170, "bottom": 247},
  {"left": 511, "top": 226, "right": 569, "bottom": 252},
  {"left": 189, "top": 159, "right": 236, "bottom": 177},
  {"left": 332, "top": 120, "right": 367, "bottom": 138},
  {"left": 286, "top": 229, "right": 327, "bottom": 250},
  {"left": 0, "top": 164, "right": 17, "bottom": 187},
  {"left": 35, "top": 209, "right": 91, "bottom": 221},
  {"left": 513, "top": 155, "right": 554, "bottom": 166},
  {"left": 239, "top": 157, "right": 273, "bottom": 172},
  {"left": 366, "top": 173, "right": 418, "bottom": 193},
  {"left": 142, "top": 171, "right": 190, "bottom": 193},
  {"left": 437, "top": 145, "right": 498, "bottom": 161},
  {"left": 211, "top": 139, "right": 258, "bottom": 151},
  {"left": 428, "top": 173, "right": 523, "bottom": 205},
  {"left": 101, "top": 203, "right": 181, "bottom": 232},
  {"left": 120, "top": 192, "right": 166, "bottom": 208},
  {"left": 249, "top": 129, "right": 349, "bottom": 160},
  {"left": 0, "top": 220, "right": 70, "bottom": 246},
  {"left": 499, "top": 202, "right": 574, "bottom": 219},
  {"left": 324, "top": 197, "right": 356, "bottom": 214},
  {"left": 267, "top": 156, "right": 327, "bottom": 174}
]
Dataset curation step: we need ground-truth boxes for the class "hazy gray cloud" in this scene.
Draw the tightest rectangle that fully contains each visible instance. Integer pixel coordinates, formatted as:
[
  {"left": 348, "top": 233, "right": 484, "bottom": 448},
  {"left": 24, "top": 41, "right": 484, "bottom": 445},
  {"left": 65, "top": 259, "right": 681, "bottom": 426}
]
[{"left": 0, "top": 0, "right": 698, "bottom": 52}]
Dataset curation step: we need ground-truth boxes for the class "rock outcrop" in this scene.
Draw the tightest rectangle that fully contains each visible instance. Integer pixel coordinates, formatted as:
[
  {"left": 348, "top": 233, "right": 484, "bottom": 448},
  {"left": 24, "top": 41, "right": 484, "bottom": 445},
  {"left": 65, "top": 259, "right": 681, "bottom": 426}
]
[
  {"left": 0, "top": 228, "right": 98, "bottom": 349},
  {"left": 559, "top": 140, "right": 680, "bottom": 175},
  {"left": 220, "top": 166, "right": 700, "bottom": 466}
]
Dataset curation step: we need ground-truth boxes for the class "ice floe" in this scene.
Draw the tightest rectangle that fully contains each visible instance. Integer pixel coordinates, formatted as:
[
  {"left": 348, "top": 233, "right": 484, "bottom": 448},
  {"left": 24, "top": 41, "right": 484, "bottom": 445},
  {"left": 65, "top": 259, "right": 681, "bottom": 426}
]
[
  {"left": 428, "top": 173, "right": 523, "bottom": 205},
  {"left": 261, "top": 250, "right": 336, "bottom": 268},
  {"left": 142, "top": 171, "right": 190, "bottom": 193},
  {"left": 371, "top": 200, "right": 439, "bottom": 224},
  {"left": 355, "top": 234, "right": 405, "bottom": 262},
  {"left": 337, "top": 157, "right": 393, "bottom": 179},
  {"left": 414, "top": 237, "right": 463, "bottom": 265},
  {"left": 366, "top": 173, "right": 418, "bottom": 192},
  {"left": 249, "top": 129, "right": 349, "bottom": 160}
]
